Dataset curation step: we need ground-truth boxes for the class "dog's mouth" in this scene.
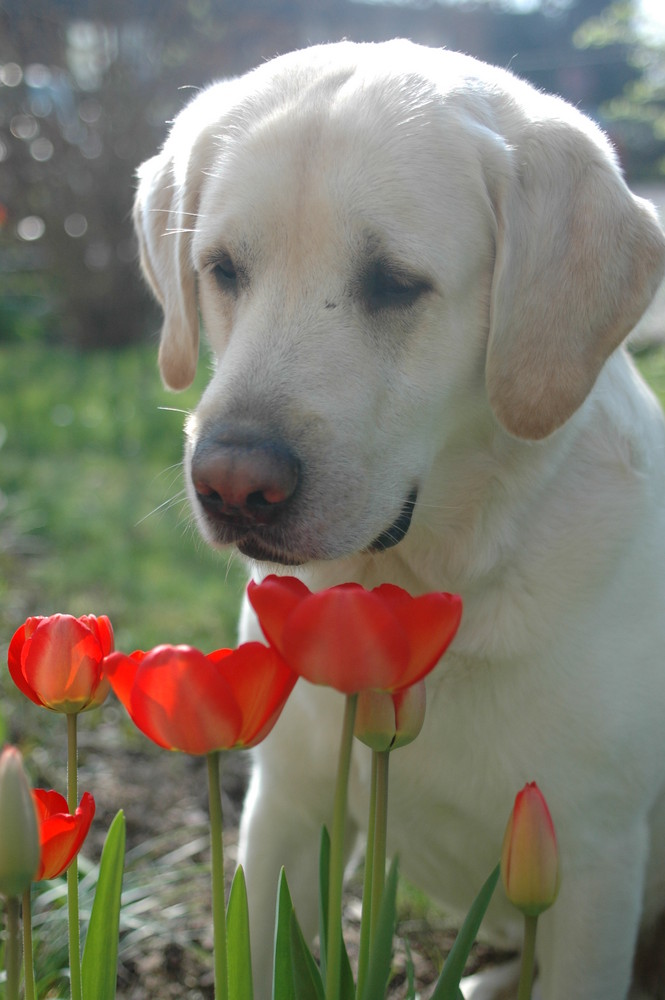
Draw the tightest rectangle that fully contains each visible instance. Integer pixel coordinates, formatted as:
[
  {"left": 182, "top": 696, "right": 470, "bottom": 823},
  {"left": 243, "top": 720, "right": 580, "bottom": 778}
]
[
  {"left": 364, "top": 488, "right": 418, "bottom": 554},
  {"left": 205, "top": 488, "right": 418, "bottom": 566}
]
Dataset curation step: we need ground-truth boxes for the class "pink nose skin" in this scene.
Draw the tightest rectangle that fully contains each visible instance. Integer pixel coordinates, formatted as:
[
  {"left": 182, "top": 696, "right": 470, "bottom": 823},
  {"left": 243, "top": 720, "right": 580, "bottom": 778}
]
[{"left": 191, "top": 435, "right": 300, "bottom": 527}]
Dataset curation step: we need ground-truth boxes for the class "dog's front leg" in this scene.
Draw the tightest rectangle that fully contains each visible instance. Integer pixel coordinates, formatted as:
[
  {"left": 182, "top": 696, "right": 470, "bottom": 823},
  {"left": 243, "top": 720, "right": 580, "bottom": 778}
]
[
  {"left": 237, "top": 683, "right": 355, "bottom": 998},
  {"left": 535, "top": 824, "right": 649, "bottom": 1000}
]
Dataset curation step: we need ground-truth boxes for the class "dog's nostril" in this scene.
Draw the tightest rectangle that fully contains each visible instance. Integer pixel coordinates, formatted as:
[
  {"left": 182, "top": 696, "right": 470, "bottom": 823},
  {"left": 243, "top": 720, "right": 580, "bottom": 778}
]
[{"left": 191, "top": 434, "right": 300, "bottom": 526}]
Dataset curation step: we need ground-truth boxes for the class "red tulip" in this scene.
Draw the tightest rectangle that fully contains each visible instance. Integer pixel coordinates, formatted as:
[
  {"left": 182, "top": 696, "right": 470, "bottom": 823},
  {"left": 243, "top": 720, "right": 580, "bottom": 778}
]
[
  {"left": 32, "top": 790, "right": 95, "bottom": 881},
  {"left": 104, "top": 643, "right": 297, "bottom": 755},
  {"left": 247, "top": 576, "right": 462, "bottom": 694},
  {"left": 8, "top": 614, "right": 114, "bottom": 713},
  {"left": 501, "top": 782, "right": 560, "bottom": 917}
]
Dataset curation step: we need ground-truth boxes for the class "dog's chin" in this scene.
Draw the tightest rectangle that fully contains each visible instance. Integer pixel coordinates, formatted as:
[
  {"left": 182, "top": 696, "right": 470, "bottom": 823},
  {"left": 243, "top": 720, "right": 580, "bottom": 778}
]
[{"left": 200, "top": 489, "right": 419, "bottom": 567}]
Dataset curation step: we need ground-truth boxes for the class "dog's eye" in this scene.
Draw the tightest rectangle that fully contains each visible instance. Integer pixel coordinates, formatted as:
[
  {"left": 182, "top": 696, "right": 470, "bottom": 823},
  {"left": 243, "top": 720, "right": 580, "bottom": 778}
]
[
  {"left": 363, "top": 262, "right": 431, "bottom": 314},
  {"left": 211, "top": 254, "right": 238, "bottom": 291}
]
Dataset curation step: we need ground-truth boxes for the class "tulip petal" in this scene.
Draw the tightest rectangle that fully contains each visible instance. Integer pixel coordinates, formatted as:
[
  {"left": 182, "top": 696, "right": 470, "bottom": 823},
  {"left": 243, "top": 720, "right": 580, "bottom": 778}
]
[
  {"left": 247, "top": 575, "right": 311, "bottom": 652},
  {"left": 383, "top": 589, "right": 463, "bottom": 688},
  {"left": 125, "top": 646, "right": 244, "bottom": 754},
  {"left": 280, "top": 586, "right": 410, "bottom": 693},
  {"left": 24, "top": 615, "right": 104, "bottom": 712},
  {"left": 211, "top": 643, "right": 298, "bottom": 747},
  {"left": 104, "top": 648, "right": 145, "bottom": 692},
  {"left": 33, "top": 790, "right": 95, "bottom": 881},
  {"left": 83, "top": 614, "right": 115, "bottom": 656},
  {"left": 7, "top": 620, "right": 44, "bottom": 706}
]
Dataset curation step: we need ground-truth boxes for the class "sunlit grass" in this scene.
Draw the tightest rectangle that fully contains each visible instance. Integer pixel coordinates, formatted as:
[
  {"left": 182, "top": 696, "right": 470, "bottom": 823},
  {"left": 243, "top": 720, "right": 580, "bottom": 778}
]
[{"left": 0, "top": 343, "right": 246, "bottom": 654}]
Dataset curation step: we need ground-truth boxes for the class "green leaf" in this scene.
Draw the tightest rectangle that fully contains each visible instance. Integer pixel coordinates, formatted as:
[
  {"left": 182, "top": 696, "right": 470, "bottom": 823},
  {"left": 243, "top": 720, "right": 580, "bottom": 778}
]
[
  {"left": 360, "top": 857, "right": 399, "bottom": 1000},
  {"left": 81, "top": 810, "right": 126, "bottom": 1000},
  {"left": 227, "top": 865, "right": 253, "bottom": 1000},
  {"left": 290, "top": 910, "right": 325, "bottom": 1000},
  {"left": 273, "top": 869, "right": 296, "bottom": 1000},
  {"left": 430, "top": 862, "right": 500, "bottom": 1000}
]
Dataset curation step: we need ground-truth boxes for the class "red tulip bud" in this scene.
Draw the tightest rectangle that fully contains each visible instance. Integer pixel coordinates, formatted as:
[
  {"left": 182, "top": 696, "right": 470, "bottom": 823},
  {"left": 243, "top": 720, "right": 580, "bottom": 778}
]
[
  {"left": 354, "top": 683, "right": 426, "bottom": 751},
  {"left": 501, "top": 782, "right": 560, "bottom": 917}
]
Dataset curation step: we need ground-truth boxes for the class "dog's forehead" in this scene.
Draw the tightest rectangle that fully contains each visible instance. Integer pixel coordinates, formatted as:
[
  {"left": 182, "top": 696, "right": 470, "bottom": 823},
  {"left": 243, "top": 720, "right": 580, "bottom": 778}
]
[{"left": 193, "top": 57, "right": 495, "bottom": 271}]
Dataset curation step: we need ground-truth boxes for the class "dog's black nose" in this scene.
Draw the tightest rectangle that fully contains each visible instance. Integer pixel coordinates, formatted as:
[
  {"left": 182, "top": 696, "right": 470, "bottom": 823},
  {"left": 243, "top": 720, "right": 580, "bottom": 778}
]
[{"left": 190, "top": 432, "right": 300, "bottom": 527}]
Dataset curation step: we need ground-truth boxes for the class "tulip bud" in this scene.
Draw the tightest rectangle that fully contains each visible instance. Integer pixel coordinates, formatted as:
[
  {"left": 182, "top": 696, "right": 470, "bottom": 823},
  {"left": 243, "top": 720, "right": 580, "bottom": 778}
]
[
  {"left": 354, "top": 683, "right": 427, "bottom": 751},
  {"left": 501, "top": 782, "right": 560, "bottom": 917},
  {"left": 0, "top": 746, "right": 40, "bottom": 897}
]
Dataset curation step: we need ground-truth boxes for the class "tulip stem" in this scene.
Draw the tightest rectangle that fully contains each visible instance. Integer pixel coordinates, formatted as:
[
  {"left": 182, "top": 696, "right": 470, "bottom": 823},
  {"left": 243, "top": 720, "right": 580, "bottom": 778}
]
[
  {"left": 22, "top": 887, "right": 36, "bottom": 1000},
  {"left": 517, "top": 914, "right": 538, "bottom": 1000},
  {"left": 355, "top": 751, "right": 378, "bottom": 1000},
  {"left": 207, "top": 751, "right": 228, "bottom": 1000},
  {"left": 5, "top": 896, "right": 21, "bottom": 1000},
  {"left": 325, "top": 693, "right": 358, "bottom": 1000},
  {"left": 370, "top": 750, "right": 390, "bottom": 943},
  {"left": 66, "top": 713, "right": 83, "bottom": 1000},
  {"left": 355, "top": 747, "right": 390, "bottom": 1000}
]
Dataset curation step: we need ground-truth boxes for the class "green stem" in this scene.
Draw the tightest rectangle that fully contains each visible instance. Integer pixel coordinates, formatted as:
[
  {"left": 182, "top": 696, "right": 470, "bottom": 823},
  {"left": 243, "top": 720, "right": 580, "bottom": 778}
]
[
  {"left": 369, "top": 750, "right": 390, "bottom": 946},
  {"left": 207, "top": 751, "right": 228, "bottom": 1000},
  {"left": 67, "top": 713, "right": 83, "bottom": 1000},
  {"left": 355, "top": 752, "right": 378, "bottom": 1000},
  {"left": 517, "top": 914, "right": 539, "bottom": 1000},
  {"left": 22, "top": 887, "right": 36, "bottom": 1000},
  {"left": 5, "top": 897, "right": 21, "bottom": 1000},
  {"left": 325, "top": 694, "right": 358, "bottom": 1000}
]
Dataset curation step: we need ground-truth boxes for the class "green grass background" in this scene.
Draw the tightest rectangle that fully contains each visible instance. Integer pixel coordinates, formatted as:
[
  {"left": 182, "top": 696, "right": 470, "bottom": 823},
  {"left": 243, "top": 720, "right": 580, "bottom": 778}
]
[{"left": 0, "top": 344, "right": 247, "bottom": 656}]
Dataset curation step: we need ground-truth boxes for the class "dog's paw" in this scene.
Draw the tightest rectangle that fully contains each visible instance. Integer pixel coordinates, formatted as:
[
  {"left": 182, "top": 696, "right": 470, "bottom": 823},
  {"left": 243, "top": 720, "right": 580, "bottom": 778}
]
[{"left": 460, "top": 959, "right": 530, "bottom": 1000}]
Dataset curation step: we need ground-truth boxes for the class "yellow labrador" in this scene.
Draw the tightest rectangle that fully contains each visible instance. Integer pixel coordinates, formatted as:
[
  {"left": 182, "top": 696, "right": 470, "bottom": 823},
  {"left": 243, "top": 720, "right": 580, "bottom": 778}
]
[{"left": 133, "top": 40, "right": 665, "bottom": 1000}]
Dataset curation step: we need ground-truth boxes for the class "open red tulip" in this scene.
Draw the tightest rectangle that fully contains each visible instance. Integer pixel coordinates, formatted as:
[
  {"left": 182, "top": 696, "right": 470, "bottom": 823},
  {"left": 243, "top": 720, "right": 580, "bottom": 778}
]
[
  {"left": 32, "top": 789, "right": 95, "bottom": 881},
  {"left": 8, "top": 614, "right": 114, "bottom": 713},
  {"left": 104, "top": 642, "right": 298, "bottom": 755},
  {"left": 248, "top": 576, "right": 462, "bottom": 694}
]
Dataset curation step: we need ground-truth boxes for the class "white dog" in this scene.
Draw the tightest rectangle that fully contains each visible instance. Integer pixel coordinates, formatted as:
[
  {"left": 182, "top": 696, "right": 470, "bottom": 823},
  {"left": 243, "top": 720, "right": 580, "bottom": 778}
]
[{"left": 133, "top": 40, "right": 665, "bottom": 999}]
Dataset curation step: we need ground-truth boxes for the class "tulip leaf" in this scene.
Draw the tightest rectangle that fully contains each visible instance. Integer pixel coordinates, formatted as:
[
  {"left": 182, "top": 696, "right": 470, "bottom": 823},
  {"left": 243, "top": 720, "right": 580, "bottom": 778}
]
[
  {"left": 317, "top": 826, "right": 355, "bottom": 1000},
  {"left": 273, "top": 868, "right": 297, "bottom": 1000},
  {"left": 81, "top": 810, "right": 126, "bottom": 1000},
  {"left": 273, "top": 867, "right": 324, "bottom": 1000},
  {"left": 227, "top": 865, "right": 253, "bottom": 1000},
  {"left": 290, "top": 909, "right": 325, "bottom": 1000},
  {"left": 359, "top": 856, "right": 399, "bottom": 1000},
  {"left": 429, "top": 862, "right": 500, "bottom": 1000}
]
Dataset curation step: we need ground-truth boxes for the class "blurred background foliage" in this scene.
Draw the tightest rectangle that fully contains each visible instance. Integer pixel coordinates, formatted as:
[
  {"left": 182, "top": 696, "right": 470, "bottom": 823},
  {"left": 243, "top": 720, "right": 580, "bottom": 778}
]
[{"left": 2, "top": 0, "right": 665, "bottom": 351}]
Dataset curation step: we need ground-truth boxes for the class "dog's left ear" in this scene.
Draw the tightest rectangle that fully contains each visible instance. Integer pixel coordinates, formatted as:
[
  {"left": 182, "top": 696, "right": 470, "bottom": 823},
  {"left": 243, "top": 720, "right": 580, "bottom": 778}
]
[
  {"left": 133, "top": 92, "right": 224, "bottom": 390},
  {"left": 486, "top": 113, "right": 665, "bottom": 440}
]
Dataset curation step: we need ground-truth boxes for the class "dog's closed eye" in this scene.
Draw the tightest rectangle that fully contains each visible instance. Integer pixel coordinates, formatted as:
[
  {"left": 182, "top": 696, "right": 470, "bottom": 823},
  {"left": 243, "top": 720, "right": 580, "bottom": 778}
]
[
  {"left": 210, "top": 252, "right": 240, "bottom": 292},
  {"left": 360, "top": 257, "right": 432, "bottom": 315}
]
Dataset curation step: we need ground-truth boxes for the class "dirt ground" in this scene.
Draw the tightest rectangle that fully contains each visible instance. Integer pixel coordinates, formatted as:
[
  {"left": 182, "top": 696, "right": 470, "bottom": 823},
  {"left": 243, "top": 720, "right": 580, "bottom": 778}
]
[{"left": 69, "top": 711, "right": 510, "bottom": 1000}]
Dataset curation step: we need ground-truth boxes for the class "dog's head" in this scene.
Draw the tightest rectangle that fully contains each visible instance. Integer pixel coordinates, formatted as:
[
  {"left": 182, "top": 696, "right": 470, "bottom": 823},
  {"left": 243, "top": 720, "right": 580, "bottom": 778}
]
[{"left": 134, "top": 40, "right": 665, "bottom": 566}]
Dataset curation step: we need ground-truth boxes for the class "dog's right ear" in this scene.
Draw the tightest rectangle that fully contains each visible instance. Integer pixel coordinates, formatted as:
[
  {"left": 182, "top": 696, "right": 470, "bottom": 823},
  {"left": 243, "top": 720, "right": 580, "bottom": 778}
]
[{"left": 133, "top": 93, "right": 224, "bottom": 390}]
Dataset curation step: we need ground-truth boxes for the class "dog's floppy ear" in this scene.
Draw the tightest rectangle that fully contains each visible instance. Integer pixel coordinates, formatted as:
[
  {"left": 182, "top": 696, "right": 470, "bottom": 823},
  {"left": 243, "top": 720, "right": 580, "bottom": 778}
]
[
  {"left": 133, "top": 94, "right": 223, "bottom": 390},
  {"left": 486, "top": 114, "right": 665, "bottom": 440}
]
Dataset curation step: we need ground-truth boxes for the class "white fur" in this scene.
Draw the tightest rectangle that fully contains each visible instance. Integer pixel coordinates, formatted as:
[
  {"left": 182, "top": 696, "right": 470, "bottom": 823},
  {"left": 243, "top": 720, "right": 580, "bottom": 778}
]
[{"left": 134, "top": 41, "right": 665, "bottom": 999}]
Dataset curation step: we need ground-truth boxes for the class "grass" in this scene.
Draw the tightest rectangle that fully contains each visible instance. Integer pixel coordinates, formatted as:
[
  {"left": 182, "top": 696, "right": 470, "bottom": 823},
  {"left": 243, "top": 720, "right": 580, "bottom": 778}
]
[{"left": 0, "top": 342, "right": 247, "bottom": 655}]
